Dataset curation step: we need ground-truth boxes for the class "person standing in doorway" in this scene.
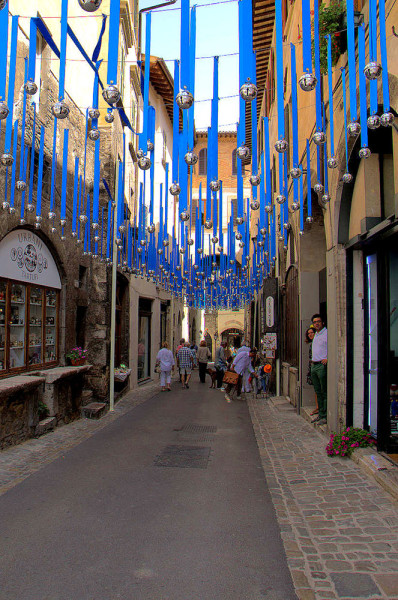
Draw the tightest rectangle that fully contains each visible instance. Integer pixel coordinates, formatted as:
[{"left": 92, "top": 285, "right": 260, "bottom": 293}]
[
  {"left": 310, "top": 314, "right": 328, "bottom": 425},
  {"left": 197, "top": 340, "right": 211, "bottom": 383}
]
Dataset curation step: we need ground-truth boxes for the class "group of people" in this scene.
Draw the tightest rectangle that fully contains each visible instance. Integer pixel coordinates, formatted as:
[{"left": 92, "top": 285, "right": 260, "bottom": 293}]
[
  {"left": 155, "top": 336, "right": 271, "bottom": 402},
  {"left": 305, "top": 313, "right": 328, "bottom": 425}
]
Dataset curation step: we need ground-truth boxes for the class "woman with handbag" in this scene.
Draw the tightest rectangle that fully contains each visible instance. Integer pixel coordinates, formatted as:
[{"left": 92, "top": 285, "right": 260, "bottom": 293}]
[
  {"left": 197, "top": 340, "right": 211, "bottom": 383},
  {"left": 155, "top": 342, "right": 175, "bottom": 392}
]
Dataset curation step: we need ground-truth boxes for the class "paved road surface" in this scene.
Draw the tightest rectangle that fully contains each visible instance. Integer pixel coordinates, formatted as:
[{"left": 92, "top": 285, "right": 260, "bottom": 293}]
[{"left": 0, "top": 381, "right": 296, "bottom": 600}]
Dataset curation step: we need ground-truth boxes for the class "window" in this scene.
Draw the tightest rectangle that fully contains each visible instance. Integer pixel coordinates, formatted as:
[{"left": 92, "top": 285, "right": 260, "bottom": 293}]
[
  {"left": 0, "top": 279, "right": 59, "bottom": 374},
  {"left": 232, "top": 149, "right": 237, "bottom": 176},
  {"left": 198, "top": 148, "right": 207, "bottom": 175}
]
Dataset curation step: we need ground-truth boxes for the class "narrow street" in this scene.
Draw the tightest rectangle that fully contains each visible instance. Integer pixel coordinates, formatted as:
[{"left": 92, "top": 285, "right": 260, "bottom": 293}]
[{"left": 1, "top": 379, "right": 398, "bottom": 600}]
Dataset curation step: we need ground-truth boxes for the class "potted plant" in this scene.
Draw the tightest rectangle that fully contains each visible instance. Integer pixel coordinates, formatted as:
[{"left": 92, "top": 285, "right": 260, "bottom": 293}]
[
  {"left": 66, "top": 347, "right": 87, "bottom": 366},
  {"left": 312, "top": 1, "right": 346, "bottom": 74},
  {"left": 38, "top": 400, "right": 50, "bottom": 421}
]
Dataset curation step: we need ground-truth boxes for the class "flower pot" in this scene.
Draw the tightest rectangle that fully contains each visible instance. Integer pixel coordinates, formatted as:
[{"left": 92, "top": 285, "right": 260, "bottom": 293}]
[{"left": 71, "top": 358, "right": 86, "bottom": 366}]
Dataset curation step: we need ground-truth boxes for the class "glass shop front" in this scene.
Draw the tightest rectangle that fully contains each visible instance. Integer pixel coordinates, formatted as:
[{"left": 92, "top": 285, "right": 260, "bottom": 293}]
[{"left": 0, "top": 229, "right": 61, "bottom": 376}]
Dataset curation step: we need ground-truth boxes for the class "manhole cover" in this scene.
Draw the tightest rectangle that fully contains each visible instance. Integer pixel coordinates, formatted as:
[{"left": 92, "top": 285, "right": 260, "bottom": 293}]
[
  {"left": 182, "top": 424, "right": 217, "bottom": 434},
  {"left": 154, "top": 445, "right": 211, "bottom": 469}
]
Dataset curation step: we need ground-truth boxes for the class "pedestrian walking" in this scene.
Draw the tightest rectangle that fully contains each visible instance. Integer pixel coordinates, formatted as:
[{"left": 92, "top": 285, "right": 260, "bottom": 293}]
[
  {"left": 155, "top": 342, "right": 175, "bottom": 392},
  {"left": 305, "top": 326, "right": 318, "bottom": 416},
  {"left": 177, "top": 342, "right": 193, "bottom": 389},
  {"left": 175, "top": 338, "right": 185, "bottom": 382},
  {"left": 190, "top": 343, "right": 198, "bottom": 369},
  {"left": 310, "top": 314, "right": 327, "bottom": 425},
  {"left": 225, "top": 347, "right": 258, "bottom": 402},
  {"left": 197, "top": 340, "right": 211, "bottom": 383},
  {"left": 214, "top": 341, "right": 228, "bottom": 389}
]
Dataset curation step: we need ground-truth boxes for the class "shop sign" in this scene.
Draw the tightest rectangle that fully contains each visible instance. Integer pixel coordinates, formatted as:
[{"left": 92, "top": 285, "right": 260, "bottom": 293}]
[
  {"left": 265, "top": 296, "right": 275, "bottom": 327},
  {"left": 0, "top": 229, "right": 61, "bottom": 289}
]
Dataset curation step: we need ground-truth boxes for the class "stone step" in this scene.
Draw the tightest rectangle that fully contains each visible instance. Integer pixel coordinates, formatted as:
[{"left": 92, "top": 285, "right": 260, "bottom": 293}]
[
  {"left": 35, "top": 416, "right": 56, "bottom": 437},
  {"left": 81, "top": 402, "right": 107, "bottom": 420}
]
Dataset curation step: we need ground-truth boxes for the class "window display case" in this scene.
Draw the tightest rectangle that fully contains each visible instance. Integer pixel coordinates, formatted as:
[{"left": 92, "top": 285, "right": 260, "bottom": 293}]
[{"left": 0, "top": 278, "right": 59, "bottom": 375}]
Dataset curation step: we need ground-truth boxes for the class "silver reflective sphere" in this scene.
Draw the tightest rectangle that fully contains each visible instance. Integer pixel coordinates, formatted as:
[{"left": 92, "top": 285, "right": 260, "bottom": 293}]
[
  {"left": 0, "top": 102, "right": 9, "bottom": 120},
  {"left": 313, "top": 131, "right": 326, "bottom": 146},
  {"left": 105, "top": 111, "right": 114, "bottom": 123},
  {"left": 238, "top": 241, "right": 245, "bottom": 248},
  {"left": 250, "top": 174, "right": 261, "bottom": 186},
  {"left": 2, "top": 201, "right": 9, "bottom": 210},
  {"left": 211, "top": 236, "right": 218, "bottom": 244},
  {"left": 52, "top": 101, "right": 70, "bottom": 120},
  {"left": 260, "top": 227, "right": 266, "bottom": 235},
  {"left": 94, "top": 235, "right": 100, "bottom": 242},
  {"left": 147, "top": 224, "right": 155, "bottom": 234},
  {"left": 169, "top": 182, "right": 181, "bottom": 196},
  {"left": 209, "top": 179, "right": 221, "bottom": 192},
  {"left": 1, "top": 153, "right": 13, "bottom": 167},
  {"left": 347, "top": 121, "right": 361, "bottom": 137},
  {"left": 60, "top": 218, "right": 67, "bottom": 227},
  {"left": 34, "top": 222, "right": 41, "bottom": 229},
  {"left": 283, "top": 222, "right": 291, "bottom": 231},
  {"left": 218, "top": 246, "right": 224, "bottom": 253},
  {"left": 88, "top": 128, "right": 100, "bottom": 142},
  {"left": 9, "top": 206, "right": 16, "bottom": 215},
  {"left": 119, "top": 224, "right": 126, "bottom": 233},
  {"left": 48, "top": 211, "right": 56, "bottom": 220},
  {"left": 16, "top": 180, "right": 26, "bottom": 191},
  {"left": 147, "top": 140, "right": 154, "bottom": 152},
  {"left": 314, "top": 182, "right": 324, "bottom": 194},
  {"left": 179, "top": 247, "right": 185, "bottom": 254},
  {"left": 342, "top": 172, "right": 353, "bottom": 184},
  {"left": 235, "top": 232, "right": 243, "bottom": 241},
  {"left": 24, "top": 80, "right": 38, "bottom": 96},
  {"left": 265, "top": 204, "right": 273, "bottom": 213},
  {"left": 292, "top": 202, "right": 300, "bottom": 211},
  {"left": 88, "top": 107, "right": 100, "bottom": 120},
  {"left": 197, "top": 248, "right": 203, "bottom": 254},
  {"left": 157, "top": 248, "right": 163, "bottom": 255},
  {"left": 51, "top": 226, "right": 57, "bottom": 234},
  {"left": 364, "top": 62, "right": 382, "bottom": 81},
  {"left": 237, "top": 145, "right": 250, "bottom": 159},
  {"left": 163, "top": 239, "right": 169, "bottom": 247},
  {"left": 102, "top": 85, "right": 121, "bottom": 105},
  {"left": 359, "top": 147, "right": 371, "bottom": 159},
  {"left": 79, "top": 214, "right": 88, "bottom": 224},
  {"left": 327, "top": 156, "right": 338, "bottom": 169},
  {"left": 381, "top": 112, "right": 395, "bottom": 127},
  {"left": 92, "top": 221, "right": 99, "bottom": 230},
  {"left": 0, "top": 1, "right": 7, "bottom": 10},
  {"left": 250, "top": 200, "right": 260, "bottom": 210},
  {"left": 187, "top": 238, "right": 194, "bottom": 246},
  {"left": 20, "top": 218, "right": 26, "bottom": 225},
  {"left": 180, "top": 211, "right": 190, "bottom": 222},
  {"left": 321, "top": 193, "right": 330, "bottom": 203},
  {"left": 240, "top": 80, "right": 258, "bottom": 102},
  {"left": 184, "top": 151, "right": 198, "bottom": 166},
  {"left": 176, "top": 88, "right": 194, "bottom": 110},
  {"left": 236, "top": 216, "right": 244, "bottom": 225},
  {"left": 138, "top": 155, "right": 151, "bottom": 170},
  {"left": 78, "top": 0, "right": 102, "bottom": 11},
  {"left": 299, "top": 72, "right": 317, "bottom": 92},
  {"left": 275, "top": 139, "right": 288, "bottom": 153},
  {"left": 276, "top": 194, "right": 286, "bottom": 204},
  {"left": 204, "top": 220, "right": 213, "bottom": 230},
  {"left": 290, "top": 167, "right": 301, "bottom": 179},
  {"left": 367, "top": 114, "right": 380, "bottom": 129},
  {"left": 137, "top": 247, "right": 142, "bottom": 254},
  {"left": 27, "top": 203, "right": 35, "bottom": 212}
]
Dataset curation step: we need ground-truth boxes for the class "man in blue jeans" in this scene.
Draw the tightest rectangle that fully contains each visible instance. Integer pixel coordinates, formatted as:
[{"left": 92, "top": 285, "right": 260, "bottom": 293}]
[{"left": 310, "top": 314, "right": 328, "bottom": 425}]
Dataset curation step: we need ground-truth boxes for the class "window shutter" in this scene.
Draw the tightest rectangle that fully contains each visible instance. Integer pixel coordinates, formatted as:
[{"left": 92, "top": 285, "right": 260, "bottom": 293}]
[{"left": 198, "top": 148, "right": 207, "bottom": 175}]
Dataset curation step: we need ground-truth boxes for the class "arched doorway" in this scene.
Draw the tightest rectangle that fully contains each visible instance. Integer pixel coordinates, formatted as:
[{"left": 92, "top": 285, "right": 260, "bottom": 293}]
[{"left": 221, "top": 328, "right": 244, "bottom": 349}]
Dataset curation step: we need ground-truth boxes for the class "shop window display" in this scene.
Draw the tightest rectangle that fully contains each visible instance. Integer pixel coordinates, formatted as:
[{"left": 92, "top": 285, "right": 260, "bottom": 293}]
[{"left": 0, "top": 278, "right": 59, "bottom": 375}]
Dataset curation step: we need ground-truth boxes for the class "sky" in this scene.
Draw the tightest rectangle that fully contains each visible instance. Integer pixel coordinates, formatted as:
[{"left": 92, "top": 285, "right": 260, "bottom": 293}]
[{"left": 139, "top": 0, "right": 240, "bottom": 131}]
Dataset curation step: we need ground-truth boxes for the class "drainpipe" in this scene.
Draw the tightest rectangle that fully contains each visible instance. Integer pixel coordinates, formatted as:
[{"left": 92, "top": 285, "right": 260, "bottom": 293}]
[{"left": 138, "top": 1, "right": 178, "bottom": 60}]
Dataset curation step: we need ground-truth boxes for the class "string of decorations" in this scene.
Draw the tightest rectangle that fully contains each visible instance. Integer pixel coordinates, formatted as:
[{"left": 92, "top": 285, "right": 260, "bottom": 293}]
[{"left": 0, "top": 0, "right": 395, "bottom": 311}]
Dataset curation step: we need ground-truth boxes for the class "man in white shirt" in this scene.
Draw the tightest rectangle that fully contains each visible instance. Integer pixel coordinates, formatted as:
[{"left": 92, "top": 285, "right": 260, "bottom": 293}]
[{"left": 310, "top": 314, "right": 327, "bottom": 425}]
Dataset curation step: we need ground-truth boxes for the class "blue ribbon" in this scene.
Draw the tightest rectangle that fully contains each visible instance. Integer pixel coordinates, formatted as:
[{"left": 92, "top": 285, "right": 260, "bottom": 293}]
[
  {"left": 346, "top": 0, "right": 357, "bottom": 122},
  {"left": 10, "top": 121, "right": 18, "bottom": 209},
  {"left": 107, "top": 0, "right": 120, "bottom": 84},
  {"left": 180, "top": 0, "right": 190, "bottom": 89},
  {"left": 313, "top": 1, "right": 322, "bottom": 131},
  {"left": 327, "top": 35, "right": 335, "bottom": 158},
  {"left": 28, "top": 19, "right": 37, "bottom": 84},
  {"left": 0, "top": 1, "right": 8, "bottom": 100},
  {"left": 379, "top": 0, "right": 390, "bottom": 112},
  {"left": 275, "top": 0, "right": 284, "bottom": 139},
  {"left": 172, "top": 61, "right": 180, "bottom": 184},
  {"left": 341, "top": 68, "right": 349, "bottom": 171},
  {"left": 290, "top": 44, "right": 299, "bottom": 168},
  {"left": 61, "top": 129, "right": 69, "bottom": 222},
  {"left": 5, "top": 16, "right": 18, "bottom": 153},
  {"left": 299, "top": 165, "right": 304, "bottom": 232},
  {"left": 59, "top": 0, "right": 68, "bottom": 101},
  {"left": 49, "top": 119, "right": 58, "bottom": 212},
  {"left": 306, "top": 139, "right": 311, "bottom": 219},
  {"left": 36, "top": 127, "right": 45, "bottom": 218},
  {"left": 92, "top": 13, "right": 107, "bottom": 62},
  {"left": 72, "top": 157, "right": 79, "bottom": 235},
  {"left": 358, "top": 25, "right": 368, "bottom": 150},
  {"left": 28, "top": 103, "right": 36, "bottom": 211}
]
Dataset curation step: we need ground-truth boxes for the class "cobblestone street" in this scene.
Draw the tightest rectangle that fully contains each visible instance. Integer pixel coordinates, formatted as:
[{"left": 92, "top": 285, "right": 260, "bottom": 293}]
[
  {"left": 1, "top": 383, "right": 398, "bottom": 599},
  {"left": 248, "top": 396, "right": 398, "bottom": 600}
]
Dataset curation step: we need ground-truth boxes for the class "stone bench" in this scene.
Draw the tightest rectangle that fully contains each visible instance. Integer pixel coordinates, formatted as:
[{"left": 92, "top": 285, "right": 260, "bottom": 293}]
[{"left": 81, "top": 402, "right": 107, "bottom": 420}]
